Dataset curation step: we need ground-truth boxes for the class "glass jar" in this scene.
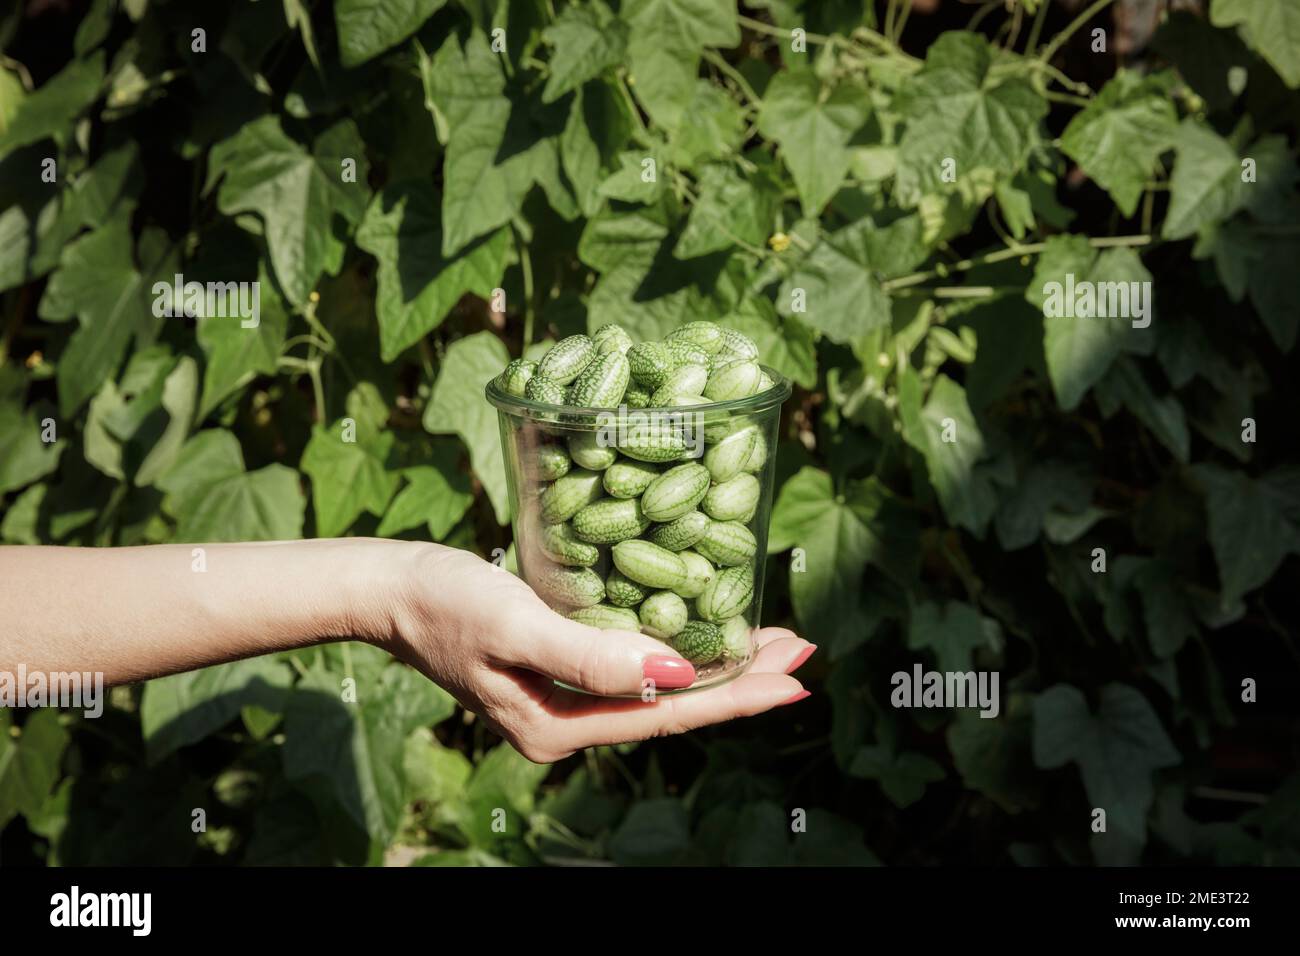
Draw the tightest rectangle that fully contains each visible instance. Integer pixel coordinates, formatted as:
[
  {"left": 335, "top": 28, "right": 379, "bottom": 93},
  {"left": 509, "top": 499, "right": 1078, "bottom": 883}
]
[{"left": 486, "top": 367, "right": 791, "bottom": 696}]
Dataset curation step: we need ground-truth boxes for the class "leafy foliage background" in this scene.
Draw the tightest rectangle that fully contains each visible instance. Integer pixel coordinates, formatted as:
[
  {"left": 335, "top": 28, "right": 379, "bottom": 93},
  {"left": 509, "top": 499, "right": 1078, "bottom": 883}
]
[{"left": 2, "top": 0, "right": 1300, "bottom": 866}]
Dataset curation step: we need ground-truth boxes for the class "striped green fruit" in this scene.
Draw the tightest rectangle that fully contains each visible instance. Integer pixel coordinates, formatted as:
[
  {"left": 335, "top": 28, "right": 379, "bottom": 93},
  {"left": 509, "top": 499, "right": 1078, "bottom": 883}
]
[
  {"left": 627, "top": 341, "right": 674, "bottom": 389},
  {"left": 567, "top": 431, "right": 618, "bottom": 471},
  {"left": 702, "top": 473, "right": 761, "bottom": 522},
  {"left": 661, "top": 339, "right": 711, "bottom": 369},
  {"left": 667, "top": 320, "right": 724, "bottom": 355},
  {"left": 592, "top": 323, "right": 634, "bottom": 355},
  {"left": 612, "top": 539, "right": 687, "bottom": 589},
  {"left": 641, "top": 463, "right": 710, "bottom": 521},
  {"left": 537, "top": 334, "right": 597, "bottom": 385},
  {"left": 672, "top": 550, "right": 716, "bottom": 599},
  {"left": 624, "top": 385, "right": 651, "bottom": 408},
  {"left": 497, "top": 359, "right": 537, "bottom": 396},
  {"left": 742, "top": 429, "right": 768, "bottom": 473},
  {"left": 639, "top": 590, "right": 689, "bottom": 639},
  {"left": 703, "top": 424, "right": 758, "bottom": 482},
  {"left": 704, "top": 360, "right": 764, "bottom": 400},
  {"left": 572, "top": 497, "right": 650, "bottom": 544},
  {"left": 570, "top": 604, "right": 641, "bottom": 630},
  {"left": 695, "top": 520, "right": 757, "bottom": 566},
  {"left": 603, "top": 459, "right": 660, "bottom": 498},
  {"left": 539, "top": 522, "right": 599, "bottom": 567},
  {"left": 540, "top": 468, "right": 603, "bottom": 524},
  {"left": 672, "top": 620, "right": 724, "bottom": 665},
  {"left": 606, "top": 568, "right": 649, "bottom": 607},
  {"left": 538, "top": 564, "right": 605, "bottom": 608},
  {"left": 567, "top": 351, "right": 630, "bottom": 408},
  {"left": 530, "top": 443, "right": 572, "bottom": 482},
  {"left": 525, "top": 375, "right": 567, "bottom": 405},
  {"left": 648, "top": 510, "right": 710, "bottom": 551},
  {"left": 721, "top": 615, "right": 751, "bottom": 660},
  {"left": 713, "top": 327, "right": 760, "bottom": 366},
  {"left": 696, "top": 565, "right": 754, "bottom": 622},
  {"left": 617, "top": 420, "right": 687, "bottom": 462},
  {"left": 650, "top": 365, "right": 708, "bottom": 406}
]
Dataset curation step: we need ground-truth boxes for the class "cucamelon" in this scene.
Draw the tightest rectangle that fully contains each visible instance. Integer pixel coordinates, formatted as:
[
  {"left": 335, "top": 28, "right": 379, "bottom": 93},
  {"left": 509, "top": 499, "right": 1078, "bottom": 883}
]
[
  {"left": 540, "top": 468, "right": 603, "bottom": 524},
  {"left": 497, "top": 359, "right": 537, "bottom": 396},
  {"left": 672, "top": 550, "right": 716, "bottom": 599},
  {"left": 667, "top": 320, "right": 725, "bottom": 355},
  {"left": 650, "top": 364, "right": 708, "bottom": 406},
  {"left": 592, "top": 323, "right": 634, "bottom": 355},
  {"left": 696, "top": 565, "right": 755, "bottom": 622},
  {"left": 702, "top": 473, "right": 761, "bottom": 522},
  {"left": 525, "top": 375, "right": 568, "bottom": 405},
  {"left": 721, "top": 615, "right": 751, "bottom": 660},
  {"left": 603, "top": 459, "right": 660, "bottom": 498},
  {"left": 648, "top": 510, "right": 710, "bottom": 551},
  {"left": 539, "top": 522, "right": 599, "bottom": 567},
  {"left": 627, "top": 341, "right": 675, "bottom": 389},
  {"left": 567, "top": 431, "right": 618, "bottom": 471},
  {"left": 537, "top": 334, "right": 597, "bottom": 385},
  {"left": 568, "top": 351, "right": 630, "bottom": 408},
  {"left": 672, "top": 621, "right": 724, "bottom": 665},
  {"left": 641, "top": 463, "right": 711, "bottom": 521},
  {"left": 570, "top": 604, "right": 641, "bottom": 630},
  {"left": 704, "top": 360, "right": 764, "bottom": 401},
  {"left": 572, "top": 497, "right": 650, "bottom": 544},
  {"left": 703, "top": 425, "right": 758, "bottom": 482},
  {"left": 695, "top": 520, "right": 757, "bottom": 566},
  {"left": 639, "top": 590, "right": 689, "bottom": 639},
  {"left": 612, "top": 539, "right": 687, "bottom": 589},
  {"left": 538, "top": 564, "right": 606, "bottom": 608},
  {"left": 606, "top": 568, "right": 649, "bottom": 607}
]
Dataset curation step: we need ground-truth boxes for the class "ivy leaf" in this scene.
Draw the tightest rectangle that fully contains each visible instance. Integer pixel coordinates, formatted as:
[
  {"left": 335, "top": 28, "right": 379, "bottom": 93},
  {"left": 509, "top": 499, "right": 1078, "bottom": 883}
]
[
  {"left": 207, "top": 116, "right": 351, "bottom": 306},
  {"left": 196, "top": 264, "right": 289, "bottom": 419},
  {"left": 1190, "top": 464, "right": 1300, "bottom": 607},
  {"left": 0, "top": 397, "right": 63, "bottom": 494},
  {"left": 1025, "top": 235, "right": 1151, "bottom": 411},
  {"left": 541, "top": 0, "right": 628, "bottom": 103},
  {"left": 0, "top": 710, "right": 69, "bottom": 829},
  {"left": 721, "top": 295, "right": 816, "bottom": 389},
  {"left": 1061, "top": 71, "right": 1178, "bottom": 217},
  {"left": 907, "top": 601, "right": 1000, "bottom": 673},
  {"left": 995, "top": 460, "right": 1093, "bottom": 550},
  {"left": 757, "top": 71, "right": 870, "bottom": 215},
  {"left": 675, "top": 163, "right": 778, "bottom": 258},
  {"left": 947, "top": 704, "right": 1042, "bottom": 814},
  {"left": 1095, "top": 356, "right": 1190, "bottom": 463},
  {"left": 0, "top": 52, "right": 104, "bottom": 158},
  {"left": 335, "top": 0, "right": 448, "bottom": 68},
  {"left": 622, "top": 0, "right": 739, "bottom": 127},
  {"left": 159, "top": 429, "right": 306, "bottom": 542},
  {"left": 848, "top": 745, "right": 945, "bottom": 808},
  {"left": 1210, "top": 0, "right": 1300, "bottom": 87},
  {"left": 140, "top": 657, "right": 294, "bottom": 764},
  {"left": 893, "top": 33, "right": 1047, "bottom": 205},
  {"left": 423, "top": 331, "right": 510, "bottom": 525},
  {"left": 38, "top": 218, "right": 178, "bottom": 416},
  {"left": 899, "top": 372, "right": 999, "bottom": 535},
  {"left": 356, "top": 180, "right": 510, "bottom": 361},
  {"left": 376, "top": 451, "right": 474, "bottom": 541},
  {"left": 300, "top": 422, "right": 398, "bottom": 538},
  {"left": 1033, "top": 684, "right": 1180, "bottom": 862},
  {"left": 669, "top": 81, "right": 746, "bottom": 168},
  {"left": 598, "top": 148, "right": 667, "bottom": 203}
]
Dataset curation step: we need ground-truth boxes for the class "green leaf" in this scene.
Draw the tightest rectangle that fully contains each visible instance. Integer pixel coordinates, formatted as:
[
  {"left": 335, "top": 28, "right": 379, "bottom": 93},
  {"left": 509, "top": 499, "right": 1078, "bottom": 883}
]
[
  {"left": 0, "top": 52, "right": 104, "bottom": 158},
  {"left": 301, "top": 422, "right": 398, "bottom": 538},
  {"left": 377, "top": 454, "right": 474, "bottom": 540},
  {"left": 541, "top": 0, "right": 628, "bottom": 103},
  {"left": 899, "top": 372, "right": 998, "bottom": 535},
  {"left": 422, "top": 331, "right": 511, "bottom": 524},
  {"left": 160, "top": 430, "right": 306, "bottom": 542},
  {"left": 465, "top": 742, "right": 551, "bottom": 815},
  {"left": 622, "top": 0, "right": 739, "bottom": 127},
  {"left": 598, "top": 148, "right": 667, "bottom": 203},
  {"left": 907, "top": 600, "right": 999, "bottom": 673},
  {"left": 357, "top": 180, "right": 510, "bottom": 361},
  {"left": 1095, "top": 356, "right": 1190, "bottom": 462},
  {"left": 608, "top": 797, "right": 691, "bottom": 864},
  {"left": 668, "top": 80, "right": 745, "bottom": 168},
  {"left": 207, "top": 116, "right": 355, "bottom": 305},
  {"left": 893, "top": 33, "right": 1047, "bottom": 205},
  {"left": 0, "top": 710, "right": 69, "bottom": 830},
  {"left": 335, "top": 0, "right": 448, "bottom": 68},
  {"left": 1191, "top": 463, "right": 1300, "bottom": 607},
  {"left": 995, "top": 460, "right": 1093, "bottom": 550},
  {"left": 947, "top": 703, "right": 1042, "bottom": 814},
  {"left": 1032, "top": 683, "right": 1180, "bottom": 863},
  {"left": 561, "top": 82, "right": 634, "bottom": 218},
  {"left": 674, "top": 162, "right": 779, "bottom": 258},
  {"left": 848, "top": 745, "right": 944, "bottom": 808},
  {"left": 721, "top": 295, "right": 816, "bottom": 389},
  {"left": 757, "top": 71, "right": 870, "bottom": 215},
  {"left": 0, "top": 397, "right": 63, "bottom": 494},
  {"left": 1025, "top": 236, "right": 1151, "bottom": 411},
  {"left": 196, "top": 265, "right": 289, "bottom": 419},
  {"left": 1060, "top": 71, "right": 1178, "bottom": 217},
  {"left": 1211, "top": 0, "right": 1300, "bottom": 87},
  {"left": 38, "top": 218, "right": 177, "bottom": 416},
  {"left": 140, "top": 657, "right": 294, "bottom": 764}
]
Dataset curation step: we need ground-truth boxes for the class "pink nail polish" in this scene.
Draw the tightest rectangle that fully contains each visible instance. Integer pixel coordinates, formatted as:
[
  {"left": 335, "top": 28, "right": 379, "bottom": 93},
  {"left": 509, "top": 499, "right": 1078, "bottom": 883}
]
[
  {"left": 643, "top": 655, "right": 695, "bottom": 689},
  {"left": 778, "top": 689, "right": 811, "bottom": 707},
  {"left": 786, "top": 644, "right": 818, "bottom": 674}
]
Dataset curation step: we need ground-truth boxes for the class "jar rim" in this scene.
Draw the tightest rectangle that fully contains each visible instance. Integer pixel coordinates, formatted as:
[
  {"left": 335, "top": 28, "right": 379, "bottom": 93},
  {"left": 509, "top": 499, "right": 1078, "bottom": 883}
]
[{"left": 485, "top": 363, "right": 793, "bottom": 419}]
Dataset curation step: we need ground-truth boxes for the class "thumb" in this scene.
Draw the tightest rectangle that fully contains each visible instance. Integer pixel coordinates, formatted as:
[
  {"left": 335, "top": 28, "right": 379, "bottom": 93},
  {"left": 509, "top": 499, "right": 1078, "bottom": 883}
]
[{"left": 516, "top": 608, "right": 696, "bottom": 696}]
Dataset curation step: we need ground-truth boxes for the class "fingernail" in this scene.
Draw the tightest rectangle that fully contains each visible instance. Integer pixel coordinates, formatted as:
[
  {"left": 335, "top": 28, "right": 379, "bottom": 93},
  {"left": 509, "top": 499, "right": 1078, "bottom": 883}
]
[
  {"left": 643, "top": 655, "right": 695, "bottom": 690},
  {"left": 786, "top": 644, "right": 818, "bottom": 674},
  {"left": 778, "top": 689, "right": 811, "bottom": 707}
]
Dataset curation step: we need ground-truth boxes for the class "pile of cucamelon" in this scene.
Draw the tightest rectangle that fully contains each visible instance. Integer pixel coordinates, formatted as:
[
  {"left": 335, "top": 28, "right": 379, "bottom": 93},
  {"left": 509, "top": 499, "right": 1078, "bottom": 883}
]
[{"left": 493, "top": 321, "right": 779, "bottom": 671}]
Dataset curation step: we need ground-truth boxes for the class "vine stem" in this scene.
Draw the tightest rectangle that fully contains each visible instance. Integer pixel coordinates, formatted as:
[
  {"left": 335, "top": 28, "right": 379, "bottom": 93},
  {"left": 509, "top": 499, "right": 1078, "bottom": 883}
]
[
  {"left": 514, "top": 225, "right": 535, "bottom": 351},
  {"left": 702, "top": 49, "right": 761, "bottom": 110},
  {"left": 1025, "top": 0, "right": 1051, "bottom": 55},
  {"left": 881, "top": 233, "right": 1152, "bottom": 291},
  {"left": 1037, "top": 0, "right": 1116, "bottom": 64}
]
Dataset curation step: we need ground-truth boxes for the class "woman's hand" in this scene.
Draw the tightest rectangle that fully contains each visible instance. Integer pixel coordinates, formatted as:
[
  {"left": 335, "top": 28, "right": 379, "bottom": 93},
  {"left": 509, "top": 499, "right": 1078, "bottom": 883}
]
[{"left": 382, "top": 544, "right": 815, "bottom": 764}]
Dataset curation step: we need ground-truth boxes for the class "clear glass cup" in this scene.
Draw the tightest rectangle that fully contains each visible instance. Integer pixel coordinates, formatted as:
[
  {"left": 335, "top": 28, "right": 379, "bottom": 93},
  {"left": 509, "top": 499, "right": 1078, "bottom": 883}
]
[{"left": 486, "top": 367, "right": 791, "bottom": 696}]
